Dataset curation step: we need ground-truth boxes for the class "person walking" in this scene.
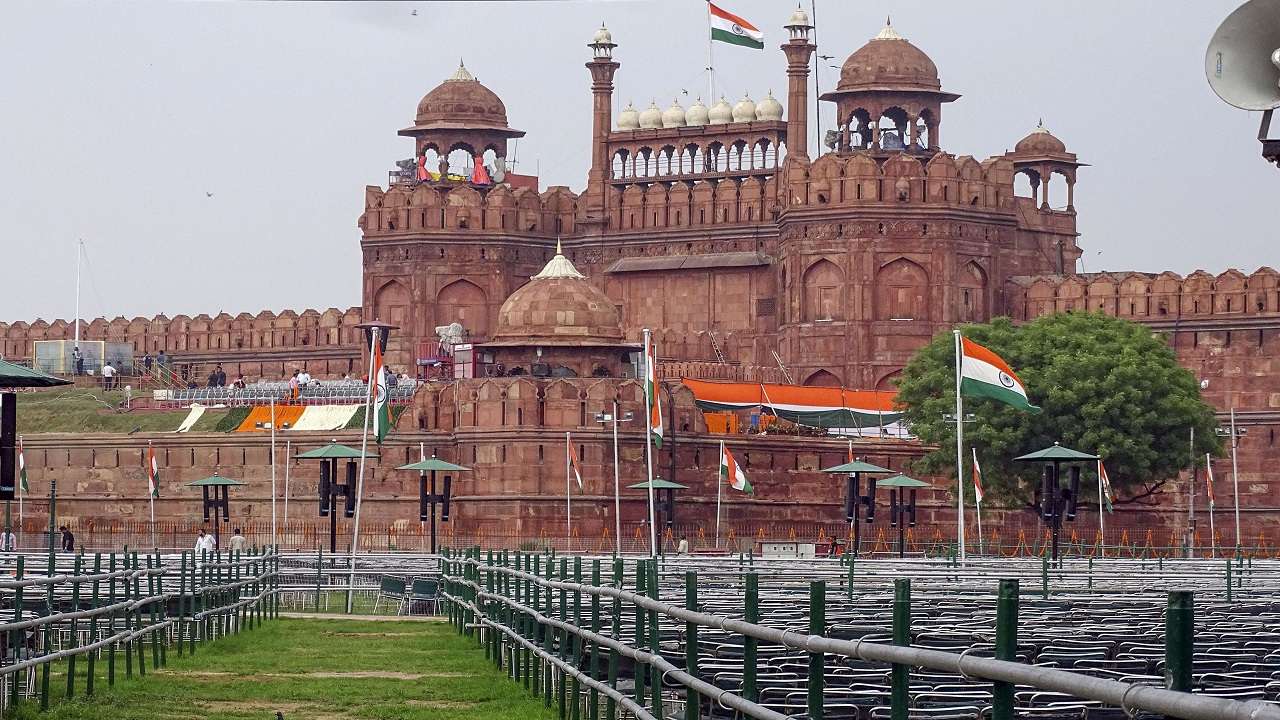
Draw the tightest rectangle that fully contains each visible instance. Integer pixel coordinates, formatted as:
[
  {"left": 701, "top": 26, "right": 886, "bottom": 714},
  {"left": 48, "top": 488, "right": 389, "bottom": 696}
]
[
  {"left": 142, "top": 352, "right": 153, "bottom": 376},
  {"left": 195, "top": 528, "right": 216, "bottom": 556},
  {"left": 72, "top": 346, "right": 84, "bottom": 375},
  {"left": 229, "top": 528, "right": 247, "bottom": 552},
  {"left": 101, "top": 361, "right": 116, "bottom": 391},
  {"left": 288, "top": 370, "right": 300, "bottom": 402},
  {"left": 59, "top": 525, "right": 75, "bottom": 553},
  {"left": 1, "top": 527, "right": 16, "bottom": 552}
]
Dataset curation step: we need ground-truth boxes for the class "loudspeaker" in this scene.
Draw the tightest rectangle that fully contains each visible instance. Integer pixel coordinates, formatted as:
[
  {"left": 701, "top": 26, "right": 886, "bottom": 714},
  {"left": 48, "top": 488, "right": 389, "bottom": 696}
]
[
  {"left": 318, "top": 460, "right": 331, "bottom": 517},
  {"left": 0, "top": 393, "right": 15, "bottom": 501},
  {"left": 844, "top": 475, "right": 857, "bottom": 522},
  {"left": 864, "top": 482, "right": 877, "bottom": 523},
  {"left": 889, "top": 489, "right": 900, "bottom": 529},
  {"left": 1065, "top": 466, "right": 1082, "bottom": 520},
  {"left": 1040, "top": 465, "right": 1057, "bottom": 521},
  {"left": 907, "top": 489, "right": 918, "bottom": 527},
  {"left": 344, "top": 461, "right": 357, "bottom": 518},
  {"left": 1206, "top": 0, "right": 1280, "bottom": 111},
  {"left": 202, "top": 485, "right": 212, "bottom": 521},
  {"left": 442, "top": 475, "right": 452, "bottom": 521},
  {"left": 419, "top": 475, "right": 429, "bottom": 522}
]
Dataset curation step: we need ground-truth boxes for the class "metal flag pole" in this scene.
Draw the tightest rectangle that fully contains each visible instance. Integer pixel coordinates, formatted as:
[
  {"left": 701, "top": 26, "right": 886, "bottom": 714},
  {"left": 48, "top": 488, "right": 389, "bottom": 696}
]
[
  {"left": 643, "top": 328, "right": 658, "bottom": 557},
  {"left": 18, "top": 434, "right": 25, "bottom": 531},
  {"left": 345, "top": 328, "right": 378, "bottom": 613},
  {"left": 1187, "top": 427, "right": 1195, "bottom": 558},
  {"left": 148, "top": 440, "right": 156, "bottom": 549},
  {"left": 1097, "top": 459, "right": 1105, "bottom": 557},
  {"left": 1230, "top": 407, "right": 1241, "bottom": 552},
  {"left": 283, "top": 439, "right": 291, "bottom": 543},
  {"left": 565, "top": 431, "right": 572, "bottom": 550},
  {"left": 270, "top": 397, "right": 277, "bottom": 548},
  {"left": 74, "top": 241, "right": 82, "bottom": 349},
  {"left": 705, "top": 0, "right": 715, "bottom": 104},
  {"left": 612, "top": 401, "right": 622, "bottom": 556},
  {"left": 952, "top": 330, "right": 967, "bottom": 563},
  {"left": 1207, "top": 453, "right": 1217, "bottom": 559},
  {"left": 716, "top": 440, "right": 724, "bottom": 548}
]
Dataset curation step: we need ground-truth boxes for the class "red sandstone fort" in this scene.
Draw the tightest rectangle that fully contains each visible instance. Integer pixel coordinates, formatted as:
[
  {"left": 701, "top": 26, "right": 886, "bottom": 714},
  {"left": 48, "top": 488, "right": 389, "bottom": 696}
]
[{"left": 3, "top": 15, "right": 1275, "bottom": 551}]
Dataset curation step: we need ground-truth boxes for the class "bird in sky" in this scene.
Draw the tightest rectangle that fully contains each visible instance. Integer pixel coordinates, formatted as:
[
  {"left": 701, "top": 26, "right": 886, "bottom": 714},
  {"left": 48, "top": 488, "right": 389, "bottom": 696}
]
[{"left": 205, "top": 192, "right": 214, "bottom": 198}]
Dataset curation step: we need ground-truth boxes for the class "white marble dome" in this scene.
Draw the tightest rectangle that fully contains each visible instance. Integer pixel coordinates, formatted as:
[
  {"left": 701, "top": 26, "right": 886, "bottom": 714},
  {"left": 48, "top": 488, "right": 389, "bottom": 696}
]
[
  {"left": 686, "top": 98, "right": 709, "bottom": 126},
  {"left": 755, "top": 90, "right": 783, "bottom": 121},
  {"left": 662, "top": 99, "right": 687, "bottom": 128},
  {"left": 592, "top": 23, "right": 613, "bottom": 45},
  {"left": 732, "top": 94, "right": 757, "bottom": 123},
  {"left": 708, "top": 96, "right": 733, "bottom": 124},
  {"left": 787, "top": 6, "right": 811, "bottom": 27},
  {"left": 638, "top": 101, "right": 663, "bottom": 129},
  {"left": 617, "top": 101, "right": 640, "bottom": 130}
]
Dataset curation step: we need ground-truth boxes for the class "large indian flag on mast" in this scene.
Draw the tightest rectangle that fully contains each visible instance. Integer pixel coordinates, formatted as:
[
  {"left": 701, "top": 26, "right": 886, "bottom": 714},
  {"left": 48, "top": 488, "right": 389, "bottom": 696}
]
[
  {"left": 709, "top": 2, "right": 764, "bottom": 49},
  {"left": 719, "top": 444, "right": 753, "bottom": 494},
  {"left": 959, "top": 336, "right": 1040, "bottom": 413},
  {"left": 644, "top": 332, "right": 664, "bottom": 448},
  {"left": 371, "top": 334, "right": 391, "bottom": 444}
]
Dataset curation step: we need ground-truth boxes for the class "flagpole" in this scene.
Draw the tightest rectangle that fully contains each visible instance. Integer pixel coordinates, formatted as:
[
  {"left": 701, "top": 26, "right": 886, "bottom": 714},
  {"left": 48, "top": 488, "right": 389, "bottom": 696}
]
[
  {"left": 1187, "top": 427, "right": 1195, "bottom": 558},
  {"left": 17, "top": 435, "right": 24, "bottom": 531},
  {"left": 643, "top": 328, "right": 658, "bottom": 557},
  {"left": 283, "top": 439, "right": 291, "bottom": 545},
  {"left": 148, "top": 440, "right": 156, "bottom": 549},
  {"left": 345, "top": 327, "right": 378, "bottom": 614},
  {"left": 270, "top": 397, "right": 277, "bottom": 549},
  {"left": 1097, "top": 459, "right": 1105, "bottom": 557},
  {"left": 1207, "top": 453, "right": 1217, "bottom": 558},
  {"left": 1230, "top": 407, "right": 1240, "bottom": 553},
  {"left": 565, "top": 431, "right": 572, "bottom": 551},
  {"left": 972, "top": 447, "right": 983, "bottom": 556},
  {"left": 716, "top": 440, "right": 723, "bottom": 549},
  {"left": 611, "top": 400, "right": 622, "bottom": 556},
  {"left": 705, "top": 0, "right": 715, "bottom": 106},
  {"left": 953, "top": 330, "right": 967, "bottom": 563}
]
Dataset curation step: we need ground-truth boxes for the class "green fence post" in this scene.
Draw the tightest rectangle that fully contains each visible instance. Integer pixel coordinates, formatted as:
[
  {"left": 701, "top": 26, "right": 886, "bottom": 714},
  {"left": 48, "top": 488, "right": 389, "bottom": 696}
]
[
  {"left": 807, "top": 580, "right": 825, "bottom": 720},
  {"left": 177, "top": 552, "right": 187, "bottom": 657},
  {"left": 1088, "top": 556, "right": 1093, "bottom": 592},
  {"left": 744, "top": 572, "right": 759, "bottom": 704},
  {"left": 557, "top": 557, "right": 568, "bottom": 720},
  {"left": 1165, "top": 590, "right": 1194, "bottom": 692},
  {"left": 1226, "top": 560, "right": 1233, "bottom": 602},
  {"left": 315, "top": 547, "right": 323, "bottom": 613},
  {"left": 1041, "top": 555, "right": 1049, "bottom": 599},
  {"left": 993, "top": 579, "right": 1018, "bottom": 720},
  {"left": 589, "top": 558, "right": 601, "bottom": 720},
  {"left": 108, "top": 552, "right": 118, "bottom": 686},
  {"left": 190, "top": 552, "right": 199, "bottom": 655},
  {"left": 147, "top": 552, "right": 161, "bottom": 669},
  {"left": 847, "top": 553, "right": 854, "bottom": 599},
  {"left": 532, "top": 553, "right": 542, "bottom": 699},
  {"left": 134, "top": 552, "right": 147, "bottom": 677},
  {"left": 633, "top": 559, "right": 646, "bottom": 709},
  {"left": 685, "top": 570, "right": 700, "bottom": 720},
  {"left": 124, "top": 553, "right": 135, "bottom": 681},
  {"left": 156, "top": 551, "right": 168, "bottom": 667},
  {"left": 571, "top": 556, "right": 583, "bottom": 720},
  {"left": 606, "top": 556, "right": 622, "bottom": 720},
  {"left": 647, "top": 560, "right": 662, "bottom": 719},
  {"left": 10, "top": 555, "right": 22, "bottom": 708},
  {"left": 66, "top": 554, "right": 82, "bottom": 699},
  {"left": 544, "top": 554, "right": 554, "bottom": 710},
  {"left": 891, "top": 578, "right": 911, "bottom": 720},
  {"left": 88, "top": 553, "right": 101, "bottom": 696}
]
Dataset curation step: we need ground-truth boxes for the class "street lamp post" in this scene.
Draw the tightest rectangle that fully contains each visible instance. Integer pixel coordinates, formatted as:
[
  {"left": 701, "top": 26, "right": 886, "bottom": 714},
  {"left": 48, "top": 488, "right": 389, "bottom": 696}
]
[
  {"left": 595, "top": 402, "right": 634, "bottom": 555},
  {"left": 1215, "top": 409, "right": 1247, "bottom": 553}
]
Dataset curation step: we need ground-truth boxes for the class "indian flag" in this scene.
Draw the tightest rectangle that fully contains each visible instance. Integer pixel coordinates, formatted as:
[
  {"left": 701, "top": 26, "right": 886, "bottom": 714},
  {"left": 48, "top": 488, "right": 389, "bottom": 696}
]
[
  {"left": 644, "top": 332, "right": 664, "bottom": 448},
  {"left": 147, "top": 442, "right": 160, "bottom": 498},
  {"left": 719, "top": 443, "right": 753, "bottom": 494},
  {"left": 17, "top": 437, "right": 27, "bottom": 493},
  {"left": 371, "top": 332, "right": 391, "bottom": 444},
  {"left": 1098, "top": 459, "right": 1114, "bottom": 513},
  {"left": 709, "top": 2, "right": 764, "bottom": 49},
  {"left": 568, "top": 436, "right": 583, "bottom": 490},
  {"left": 972, "top": 448, "right": 984, "bottom": 505},
  {"left": 959, "top": 336, "right": 1040, "bottom": 413},
  {"left": 1205, "top": 454, "right": 1215, "bottom": 510}
]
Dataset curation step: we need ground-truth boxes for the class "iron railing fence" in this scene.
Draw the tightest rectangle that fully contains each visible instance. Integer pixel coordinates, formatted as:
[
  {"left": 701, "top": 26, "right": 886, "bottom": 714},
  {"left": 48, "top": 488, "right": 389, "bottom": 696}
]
[
  {"left": 440, "top": 551, "right": 1280, "bottom": 720},
  {"left": 0, "top": 548, "right": 280, "bottom": 713}
]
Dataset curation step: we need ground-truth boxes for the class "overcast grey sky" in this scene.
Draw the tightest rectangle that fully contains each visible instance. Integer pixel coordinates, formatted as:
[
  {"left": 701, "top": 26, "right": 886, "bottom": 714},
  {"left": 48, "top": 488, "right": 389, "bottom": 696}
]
[{"left": 2, "top": 0, "right": 1275, "bottom": 322}]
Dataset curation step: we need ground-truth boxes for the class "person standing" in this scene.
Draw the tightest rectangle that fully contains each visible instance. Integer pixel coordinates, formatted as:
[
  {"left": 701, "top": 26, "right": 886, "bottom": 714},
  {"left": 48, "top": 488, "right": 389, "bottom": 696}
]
[
  {"left": 101, "top": 361, "right": 116, "bottom": 391},
  {"left": 142, "top": 352, "right": 153, "bottom": 376},
  {"left": 676, "top": 535, "right": 690, "bottom": 555},
  {"left": 157, "top": 350, "right": 168, "bottom": 373},
  {"left": 214, "top": 364, "right": 227, "bottom": 387},
  {"left": 1, "top": 528, "right": 16, "bottom": 552},
  {"left": 72, "top": 346, "right": 84, "bottom": 375},
  {"left": 194, "top": 528, "right": 216, "bottom": 555},
  {"left": 288, "top": 370, "right": 300, "bottom": 401},
  {"left": 229, "top": 528, "right": 247, "bottom": 552},
  {"left": 59, "top": 525, "right": 75, "bottom": 553}
]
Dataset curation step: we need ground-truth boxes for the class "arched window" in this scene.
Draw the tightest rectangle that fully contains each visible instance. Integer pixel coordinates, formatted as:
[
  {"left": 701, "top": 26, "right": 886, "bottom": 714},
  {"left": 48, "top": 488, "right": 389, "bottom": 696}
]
[
  {"left": 802, "top": 259, "right": 844, "bottom": 322},
  {"left": 876, "top": 258, "right": 930, "bottom": 320}
]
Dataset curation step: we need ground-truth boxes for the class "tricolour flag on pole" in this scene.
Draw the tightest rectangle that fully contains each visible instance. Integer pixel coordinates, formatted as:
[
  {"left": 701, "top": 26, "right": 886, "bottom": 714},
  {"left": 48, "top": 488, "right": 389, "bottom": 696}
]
[
  {"left": 709, "top": 2, "right": 764, "bottom": 49},
  {"left": 959, "top": 336, "right": 1040, "bottom": 413},
  {"left": 1098, "top": 460, "right": 1114, "bottom": 513},
  {"left": 1205, "top": 457, "right": 1216, "bottom": 510},
  {"left": 971, "top": 448, "right": 984, "bottom": 505},
  {"left": 719, "top": 445, "right": 753, "bottom": 494},
  {"left": 568, "top": 440, "right": 583, "bottom": 490},
  {"left": 644, "top": 333, "right": 664, "bottom": 448},
  {"left": 147, "top": 443, "right": 160, "bottom": 498},
  {"left": 371, "top": 334, "right": 391, "bottom": 444},
  {"left": 17, "top": 438, "right": 28, "bottom": 493}
]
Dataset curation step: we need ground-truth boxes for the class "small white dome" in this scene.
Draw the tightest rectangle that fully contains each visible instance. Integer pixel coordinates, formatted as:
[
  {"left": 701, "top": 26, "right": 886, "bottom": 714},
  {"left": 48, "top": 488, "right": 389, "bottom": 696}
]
[
  {"left": 686, "top": 98, "right": 709, "bottom": 126},
  {"left": 787, "top": 6, "right": 810, "bottom": 27},
  {"left": 638, "top": 100, "right": 663, "bottom": 129},
  {"left": 617, "top": 101, "right": 640, "bottom": 130},
  {"left": 732, "top": 94, "right": 757, "bottom": 123},
  {"left": 708, "top": 96, "right": 733, "bottom": 124},
  {"left": 592, "top": 23, "right": 613, "bottom": 45},
  {"left": 756, "top": 90, "right": 783, "bottom": 121},
  {"left": 662, "top": 99, "right": 687, "bottom": 128}
]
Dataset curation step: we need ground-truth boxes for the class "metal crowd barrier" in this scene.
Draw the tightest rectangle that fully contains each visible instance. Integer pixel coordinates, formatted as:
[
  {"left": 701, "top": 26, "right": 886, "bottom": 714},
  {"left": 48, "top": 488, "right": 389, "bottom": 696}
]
[
  {"left": 440, "top": 550, "right": 1280, "bottom": 720},
  {"left": 0, "top": 548, "right": 280, "bottom": 713}
]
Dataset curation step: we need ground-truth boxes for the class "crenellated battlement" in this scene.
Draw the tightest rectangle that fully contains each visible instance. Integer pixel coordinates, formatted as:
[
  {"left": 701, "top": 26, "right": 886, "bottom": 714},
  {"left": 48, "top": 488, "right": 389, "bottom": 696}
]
[
  {"left": 360, "top": 183, "right": 579, "bottom": 239},
  {"left": 1005, "top": 267, "right": 1280, "bottom": 321}
]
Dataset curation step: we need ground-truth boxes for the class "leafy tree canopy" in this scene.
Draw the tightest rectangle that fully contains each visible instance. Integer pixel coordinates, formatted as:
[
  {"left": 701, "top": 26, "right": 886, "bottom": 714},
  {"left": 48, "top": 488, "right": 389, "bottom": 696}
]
[{"left": 895, "top": 313, "right": 1221, "bottom": 507}]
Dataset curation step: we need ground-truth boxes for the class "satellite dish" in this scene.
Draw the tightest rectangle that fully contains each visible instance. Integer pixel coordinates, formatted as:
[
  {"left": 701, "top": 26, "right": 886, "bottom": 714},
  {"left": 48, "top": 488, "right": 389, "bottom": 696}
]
[{"left": 1206, "top": 0, "right": 1280, "bottom": 110}]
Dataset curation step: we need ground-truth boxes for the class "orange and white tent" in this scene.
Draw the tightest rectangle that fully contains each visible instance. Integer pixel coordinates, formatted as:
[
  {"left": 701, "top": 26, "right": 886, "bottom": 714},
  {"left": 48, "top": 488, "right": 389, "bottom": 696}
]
[{"left": 681, "top": 379, "right": 903, "bottom": 429}]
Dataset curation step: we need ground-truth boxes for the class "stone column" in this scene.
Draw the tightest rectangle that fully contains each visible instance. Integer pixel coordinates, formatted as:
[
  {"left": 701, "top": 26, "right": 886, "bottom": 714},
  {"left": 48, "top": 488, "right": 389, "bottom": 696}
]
[{"left": 782, "top": 37, "right": 816, "bottom": 159}]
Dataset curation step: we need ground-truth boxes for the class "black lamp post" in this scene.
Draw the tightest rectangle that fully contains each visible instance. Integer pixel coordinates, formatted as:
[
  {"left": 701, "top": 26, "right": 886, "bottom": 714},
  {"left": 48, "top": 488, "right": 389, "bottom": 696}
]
[
  {"left": 294, "top": 441, "right": 380, "bottom": 553},
  {"left": 397, "top": 454, "right": 470, "bottom": 554},
  {"left": 1014, "top": 442, "right": 1099, "bottom": 563},
  {"left": 186, "top": 473, "right": 245, "bottom": 549},
  {"left": 821, "top": 458, "right": 892, "bottom": 558},
  {"left": 877, "top": 474, "right": 933, "bottom": 558}
]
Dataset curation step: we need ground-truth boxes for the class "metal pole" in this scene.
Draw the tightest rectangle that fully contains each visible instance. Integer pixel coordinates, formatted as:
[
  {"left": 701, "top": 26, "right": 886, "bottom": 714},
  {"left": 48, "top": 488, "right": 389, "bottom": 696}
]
[
  {"left": 643, "top": 328, "right": 658, "bottom": 557},
  {"left": 808, "top": 580, "right": 825, "bottom": 720},
  {"left": 1166, "top": 590, "right": 1194, "bottom": 692},
  {"left": 993, "top": 579, "right": 1018, "bottom": 720},
  {"left": 1187, "top": 427, "right": 1195, "bottom": 558},
  {"left": 74, "top": 240, "right": 82, "bottom": 348},
  {"left": 345, "top": 328, "right": 378, "bottom": 612},
  {"left": 684, "top": 571, "right": 699, "bottom": 720},
  {"left": 566, "top": 431, "right": 572, "bottom": 549},
  {"left": 1230, "top": 408, "right": 1241, "bottom": 553},
  {"left": 891, "top": 578, "right": 910, "bottom": 720},
  {"left": 953, "top": 330, "right": 967, "bottom": 562},
  {"left": 283, "top": 439, "right": 291, "bottom": 541},
  {"left": 612, "top": 401, "right": 621, "bottom": 556},
  {"left": 716, "top": 440, "right": 723, "bottom": 548},
  {"left": 744, "top": 572, "right": 758, "bottom": 703},
  {"left": 270, "top": 398, "right": 277, "bottom": 549}
]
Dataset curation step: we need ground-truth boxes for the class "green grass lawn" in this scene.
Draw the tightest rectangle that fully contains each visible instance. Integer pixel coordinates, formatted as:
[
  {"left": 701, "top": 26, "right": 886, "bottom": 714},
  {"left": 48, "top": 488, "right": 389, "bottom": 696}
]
[
  {"left": 15, "top": 389, "right": 227, "bottom": 435},
  {"left": 12, "top": 618, "right": 558, "bottom": 720}
]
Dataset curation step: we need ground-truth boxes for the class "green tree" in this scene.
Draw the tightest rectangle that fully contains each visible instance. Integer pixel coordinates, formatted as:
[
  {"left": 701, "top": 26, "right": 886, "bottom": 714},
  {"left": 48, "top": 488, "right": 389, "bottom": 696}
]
[{"left": 895, "top": 313, "right": 1221, "bottom": 507}]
